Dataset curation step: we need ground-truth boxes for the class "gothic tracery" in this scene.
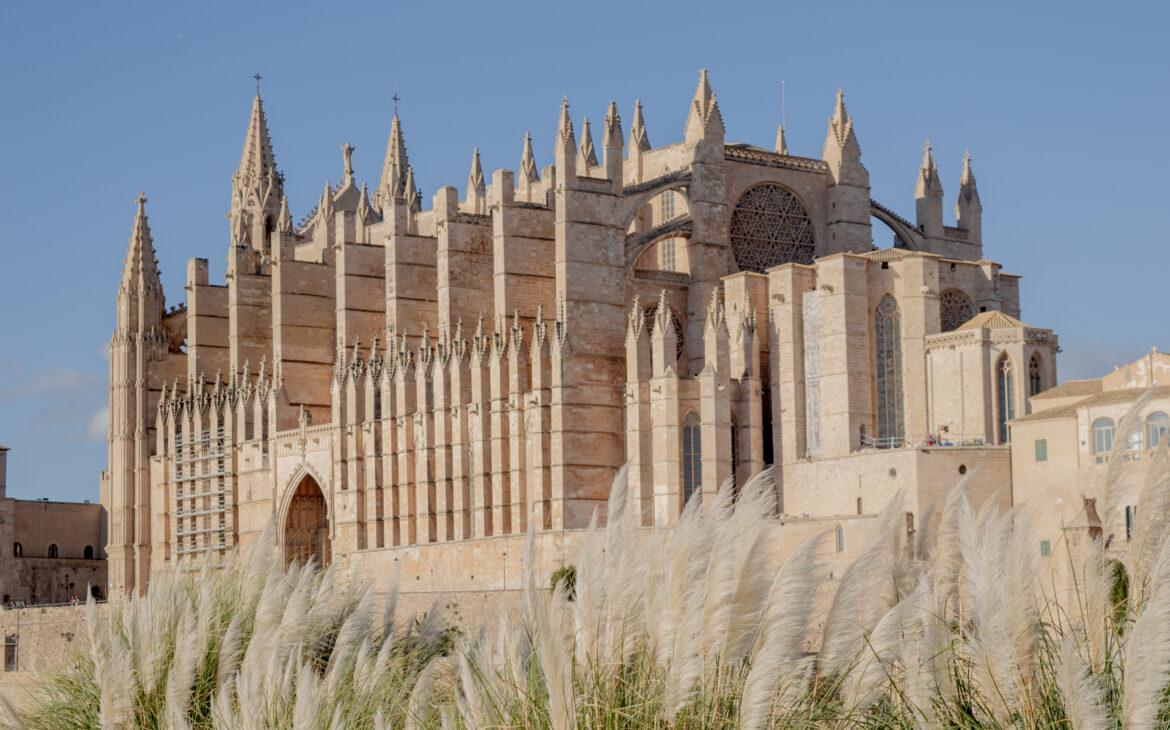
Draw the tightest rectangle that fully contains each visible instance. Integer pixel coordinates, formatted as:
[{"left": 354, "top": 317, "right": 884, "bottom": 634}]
[
  {"left": 729, "top": 184, "right": 815, "bottom": 272},
  {"left": 939, "top": 289, "right": 975, "bottom": 332}
]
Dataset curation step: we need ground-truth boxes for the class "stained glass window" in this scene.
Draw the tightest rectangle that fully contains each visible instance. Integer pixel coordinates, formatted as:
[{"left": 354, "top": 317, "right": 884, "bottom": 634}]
[
  {"left": 682, "top": 411, "right": 702, "bottom": 505},
  {"left": 661, "top": 238, "right": 676, "bottom": 271},
  {"left": 874, "top": 295, "right": 904, "bottom": 444},
  {"left": 939, "top": 289, "right": 975, "bottom": 332},
  {"left": 659, "top": 191, "right": 676, "bottom": 223},
  {"left": 729, "top": 184, "right": 815, "bottom": 272},
  {"left": 1029, "top": 354, "right": 1042, "bottom": 397},
  {"left": 997, "top": 356, "right": 1015, "bottom": 443}
]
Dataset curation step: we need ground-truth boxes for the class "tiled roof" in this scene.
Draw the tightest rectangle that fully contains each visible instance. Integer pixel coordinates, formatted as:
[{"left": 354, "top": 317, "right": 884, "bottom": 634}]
[
  {"left": 1032, "top": 379, "right": 1103, "bottom": 400},
  {"left": 957, "top": 310, "right": 1029, "bottom": 330},
  {"left": 1014, "top": 385, "right": 1170, "bottom": 423}
]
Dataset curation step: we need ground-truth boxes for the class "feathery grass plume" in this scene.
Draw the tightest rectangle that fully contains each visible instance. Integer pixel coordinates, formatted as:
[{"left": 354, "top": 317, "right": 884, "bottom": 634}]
[
  {"left": 739, "top": 532, "right": 825, "bottom": 729},
  {"left": 818, "top": 490, "right": 906, "bottom": 678},
  {"left": 1056, "top": 637, "right": 1111, "bottom": 730},
  {"left": 1128, "top": 433, "right": 1170, "bottom": 606},
  {"left": 930, "top": 470, "right": 976, "bottom": 613},
  {"left": 1100, "top": 387, "right": 1156, "bottom": 547},
  {"left": 404, "top": 659, "right": 436, "bottom": 730},
  {"left": 534, "top": 582, "right": 576, "bottom": 730},
  {"left": 1122, "top": 536, "right": 1170, "bottom": 729}
]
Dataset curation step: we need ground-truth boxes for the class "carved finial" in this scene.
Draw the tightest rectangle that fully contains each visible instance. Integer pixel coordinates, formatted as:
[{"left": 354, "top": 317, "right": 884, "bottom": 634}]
[
  {"left": 629, "top": 100, "right": 650, "bottom": 153},
  {"left": 520, "top": 131, "right": 539, "bottom": 185},
  {"left": 578, "top": 116, "right": 598, "bottom": 168},
  {"left": 341, "top": 143, "right": 355, "bottom": 180}
]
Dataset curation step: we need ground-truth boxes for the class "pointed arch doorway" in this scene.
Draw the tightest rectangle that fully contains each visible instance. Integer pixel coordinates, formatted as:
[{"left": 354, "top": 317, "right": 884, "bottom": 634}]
[{"left": 284, "top": 474, "right": 331, "bottom": 567}]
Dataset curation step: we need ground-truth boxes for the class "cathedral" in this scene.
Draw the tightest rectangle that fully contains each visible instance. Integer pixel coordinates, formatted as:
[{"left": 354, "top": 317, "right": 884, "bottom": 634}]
[{"left": 100, "top": 71, "right": 1059, "bottom": 596}]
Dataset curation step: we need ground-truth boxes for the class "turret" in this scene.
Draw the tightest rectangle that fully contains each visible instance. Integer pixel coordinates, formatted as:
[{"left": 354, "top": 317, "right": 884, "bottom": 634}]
[
  {"left": 228, "top": 92, "right": 284, "bottom": 268},
  {"left": 821, "top": 89, "right": 872, "bottom": 254},
  {"left": 955, "top": 152, "right": 982, "bottom": 243},
  {"left": 108, "top": 193, "right": 167, "bottom": 596},
  {"left": 602, "top": 102, "right": 623, "bottom": 187},
  {"left": 684, "top": 69, "right": 724, "bottom": 156},
  {"left": 466, "top": 147, "right": 485, "bottom": 214},
  {"left": 914, "top": 141, "right": 944, "bottom": 238},
  {"left": 554, "top": 97, "right": 577, "bottom": 185}
]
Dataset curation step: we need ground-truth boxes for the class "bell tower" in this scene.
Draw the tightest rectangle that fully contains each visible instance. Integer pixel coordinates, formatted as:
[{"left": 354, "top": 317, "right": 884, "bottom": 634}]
[{"left": 228, "top": 83, "right": 284, "bottom": 275}]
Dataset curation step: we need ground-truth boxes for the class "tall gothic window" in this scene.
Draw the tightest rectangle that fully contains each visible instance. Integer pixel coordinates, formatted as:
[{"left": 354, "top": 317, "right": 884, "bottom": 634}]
[
  {"left": 1029, "top": 353, "right": 1043, "bottom": 397},
  {"left": 803, "top": 291, "right": 822, "bottom": 456},
  {"left": 659, "top": 191, "right": 676, "bottom": 223},
  {"left": 729, "top": 184, "right": 815, "bottom": 272},
  {"left": 661, "top": 239, "right": 676, "bottom": 271},
  {"left": 682, "top": 411, "right": 702, "bottom": 505},
  {"left": 939, "top": 289, "right": 975, "bottom": 332},
  {"left": 1147, "top": 412, "right": 1169, "bottom": 449},
  {"left": 730, "top": 413, "right": 739, "bottom": 496},
  {"left": 874, "top": 295, "right": 904, "bottom": 444},
  {"left": 997, "top": 355, "right": 1016, "bottom": 443}
]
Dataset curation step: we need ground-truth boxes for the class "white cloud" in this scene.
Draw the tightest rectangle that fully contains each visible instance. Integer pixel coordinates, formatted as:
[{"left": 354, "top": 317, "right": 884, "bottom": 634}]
[
  {"left": 0, "top": 366, "right": 103, "bottom": 402},
  {"left": 86, "top": 405, "right": 110, "bottom": 443}
]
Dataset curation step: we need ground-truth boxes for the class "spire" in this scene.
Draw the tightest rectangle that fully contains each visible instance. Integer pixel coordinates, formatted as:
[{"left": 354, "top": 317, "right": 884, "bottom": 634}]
[
  {"left": 577, "top": 116, "right": 598, "bottom": 169},
  {"left": 774, "top": 125, "right": 788, "bottom": 155},
  {"left": 555, "top": 96, "right": 577, "bottom": 182},
  {"left": 955, "top": 151, "right": 982, "bottom": 242},
  {"left": 684, "top": 69, "right": 724, "bottom": 143},
  {"left": 821, "top": 87, "right": 866, "bottom": 188},
  {"left": 375, "top": 113, "right": 411, "bottom": 210},
  {"left": 603, "top": 102, "right": 623, "bottom": 151},
  {"left": 520, "top": 132, "right": 540, "bottom": 185},
  {"left": 557, "top": 96, "right": 576, "bottom": 149},
  {"left": 120, "top": 192, "right": 162, "bottom": 297},
  {"left": 466, "top": 147, "right": 485, "bottom": 200},
  {"left": 914, "top": 141, "right": 942, "bottom": 199},
  {"left": 405, "top": 166, "right": 421, "bottom": 213},
  {"left": 237, "top": 94, "right": 278, "bottom": 184},
  {"left": 629, "top": 100, "right": 650, "bottom": 153},
  {"left": 277, "top": 195, "right": 293, "bottom": 233}
]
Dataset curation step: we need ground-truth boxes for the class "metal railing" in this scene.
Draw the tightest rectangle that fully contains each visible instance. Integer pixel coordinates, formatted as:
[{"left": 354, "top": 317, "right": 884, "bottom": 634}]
[{"left": 860, "top": 432, "right": 989, "bottom": 450}]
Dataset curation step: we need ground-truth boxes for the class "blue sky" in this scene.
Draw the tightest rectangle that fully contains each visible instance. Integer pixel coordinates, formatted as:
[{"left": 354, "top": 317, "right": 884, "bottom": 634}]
[{"left": 1, "top": 0, "right": 1167, "bottom": 502}]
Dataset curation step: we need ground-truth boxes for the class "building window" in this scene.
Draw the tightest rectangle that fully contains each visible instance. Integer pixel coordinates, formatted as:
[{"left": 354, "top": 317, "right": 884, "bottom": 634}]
[
  {"left": 1126, "top": 506, "right": 1135, "bottom": 541},
  {"left": 661, "top": 238, "right": 676, "bottom": 272},
  {"left": 659, "top": 191, "right": 675, "bottom": 223},
  {"left": 996, "top": 355, "right": 1015, "bottom": 444},
  {"left": 12, "top": 543, "right": 21, "bottom": 558},
  {"left": 1092, "top": 418, "right": 1115, "bottom": 454},
  {"left": 803, "top": 291, "right": 822, "bottom": 456},
  {"left": 1147, "top": 412, "right": 1168, "bottom": 449},
  {"left": 1035, "top": 439, "right": 1047, "bottom": 462},
  {"left": 835, "top": 525, "right": 845, "bottom": 553},
  {"left": 730, "top": 413, "right": 739, "bottom": 495},
  {"left": 874, "top": 295, "right": 904, "bottom": 445},
  {"left": 938, "top": 289, "right": 975, "bottom": 332},
  {"left": 682, "top": 411, "right": 702, "bottom": 505},
  {"left": 47, "top": 544, "right": 58, "bottom": 559},
  {"left": 728, "top": 183, "right": 816, "bottom": 271},
  {"left": 1040, "top": 540, "right": 1051, "bottom": 558},
  {"left": 84, "top": 545, "right": 94, "bottom": 560},
  {"left": 643, "top": 302, "right": 686, "bottom": 363},
  {"left": 1029, "top": 354, "right": 1043, "bottom": 397}
]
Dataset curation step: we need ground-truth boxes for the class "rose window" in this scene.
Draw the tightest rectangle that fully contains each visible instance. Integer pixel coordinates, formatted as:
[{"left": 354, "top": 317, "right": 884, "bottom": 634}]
[{"left": 729, "top": 184, "right": 815, "bottom": 272}]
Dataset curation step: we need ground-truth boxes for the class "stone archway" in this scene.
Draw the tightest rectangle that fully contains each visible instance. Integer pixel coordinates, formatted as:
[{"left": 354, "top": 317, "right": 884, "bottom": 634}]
[{"left": 284, "top": 474, "right": 331, "bottom": 567}]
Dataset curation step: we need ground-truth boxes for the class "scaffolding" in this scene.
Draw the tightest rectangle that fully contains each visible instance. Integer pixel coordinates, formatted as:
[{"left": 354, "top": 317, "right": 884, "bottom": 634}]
[{"left": 172, "top": 428, "right": 231, "bottom": 558}]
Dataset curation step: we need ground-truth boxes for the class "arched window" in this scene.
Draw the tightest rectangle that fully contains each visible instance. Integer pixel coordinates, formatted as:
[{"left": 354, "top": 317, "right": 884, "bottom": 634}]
[
  {"left": 1092, "top": 418, "right": 1115, "bottom": 454},
  {"left": 1147, "top": 412, "right": 1168, "bottom": 449},
  {"left": 997, "top": 356, "right": 1016, "bottom": 443},
  {"left": 938, "top": 289, "right": 975, "bottom": 332},
  {"left": 47, "top": 544, "right": 58, "bottom": 559},
  {"left": 730, "top": 413, "right": 739, "bottom": 495},
  {"left": 729, "top": 183, "right": 815, "bottom": 271},
  {"left": 835, "top": 525, "right": 845, "bottom": 553},
  {"left": 682, "top": 411, "right": 702, "bottom": 505},
  {"left": 12, "top": 543, "right": 21, "bottom": 558},
  {"left": 84, "top": 545, "right": 94, "bottom": 560},
  {"left": 874, "top": 296, "right": 904, "bottom": 444},
  {"left": 1029, "top": 354, "right": 1043, "bottom": 397},
  {"left": 643, "top": 302, "right": 685, "bottom": 362}
]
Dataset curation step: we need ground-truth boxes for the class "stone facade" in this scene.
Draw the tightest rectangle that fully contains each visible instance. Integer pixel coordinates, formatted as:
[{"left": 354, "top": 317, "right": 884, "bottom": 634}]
[
  {"left": 0, "top": 448, "right": 107, "bottom": 606},
  {"left": 100, "top": 72, "right": 1058, "bottom": 597},
  {"left": 1010, "top": 350, "right": 1170, "bottom": 596}
]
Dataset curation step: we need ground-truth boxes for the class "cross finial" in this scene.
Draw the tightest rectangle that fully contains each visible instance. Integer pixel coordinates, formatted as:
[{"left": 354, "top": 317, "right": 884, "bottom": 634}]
[
  {"left": 392, "top": 91, "right": 401, "bottom": 115},
  {"left": 254, "top": 73, "right": 262, "bottom": 95}
]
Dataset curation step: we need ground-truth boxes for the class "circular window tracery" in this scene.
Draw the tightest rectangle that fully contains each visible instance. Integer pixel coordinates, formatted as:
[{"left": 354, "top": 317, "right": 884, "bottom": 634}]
[
  {"left": 643, "top": 303, "right": 685, "bottom": 360},
  {"left": 939, "top": 289, "right": 975, "bottom": 332},
  {"left": 729, "top": 184, "right": 815, "bottom": 272}
]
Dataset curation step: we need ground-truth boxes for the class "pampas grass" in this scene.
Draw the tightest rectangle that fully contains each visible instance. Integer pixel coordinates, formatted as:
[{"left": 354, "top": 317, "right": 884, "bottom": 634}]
[{"left": 8, "top": 395, "right": 1170, "bottom": 729}]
